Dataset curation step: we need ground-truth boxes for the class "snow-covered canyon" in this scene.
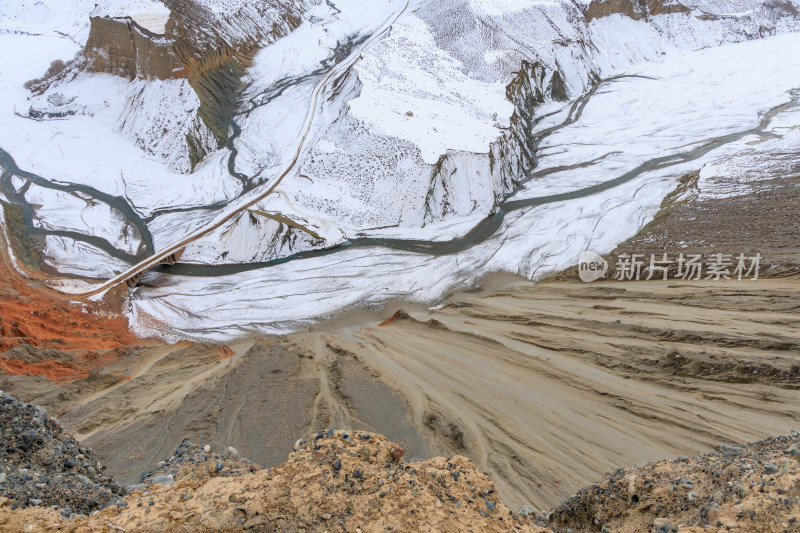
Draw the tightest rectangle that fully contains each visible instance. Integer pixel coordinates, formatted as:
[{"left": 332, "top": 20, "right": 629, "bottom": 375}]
[{"left": 1, "top": 0, "right": 800, "bottom": 340}]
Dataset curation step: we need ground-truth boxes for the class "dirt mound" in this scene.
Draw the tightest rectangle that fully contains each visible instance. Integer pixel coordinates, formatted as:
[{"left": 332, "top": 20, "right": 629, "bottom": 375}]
[
  {"left": 0, "top": 415, "right": 798, "bottom": 532},
  {"left": 0, "top": 393, "right": 124, "bottom": 517},
  {"left": 548, "top": 433, "right": 800, "bottom": 532},
  {"left": 0, "top": 430, "right": 546, "bottom": 532}
]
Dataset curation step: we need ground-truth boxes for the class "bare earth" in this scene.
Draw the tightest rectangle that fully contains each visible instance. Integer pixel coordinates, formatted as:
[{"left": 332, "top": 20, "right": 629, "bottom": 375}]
[{"left": 1, "top": 427, "right": 798, "bottom": 532}]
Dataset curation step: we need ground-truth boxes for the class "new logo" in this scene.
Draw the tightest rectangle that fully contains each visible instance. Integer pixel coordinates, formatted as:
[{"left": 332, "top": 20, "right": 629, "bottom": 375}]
[{"left": 578, "top": 251, "right": 608, "bottom": 282}]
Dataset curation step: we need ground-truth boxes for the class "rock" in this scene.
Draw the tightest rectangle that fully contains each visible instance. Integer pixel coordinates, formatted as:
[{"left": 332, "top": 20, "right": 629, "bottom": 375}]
[
  {"left": 763, "top": 462, "right": 779, "bottom": 474},
  {"left": 29, "top": 499, "right": 42, "bottom": 506},
  {"left": 34, "top": 406, "right": 47, "bottom": 424},
  {"left": 227, "top": 446, "right": 238, "bottom": 457},
  {"left": 149, "top": 474, "right": 174, "bottom": 487},
  {"left": 321, "top": 513, "right": 331, "bottom": 520},
  {"left": 516, "top": 505, "right": 534, "bottom": 516},
  {"left": 203, "top": 445, "right": 212, "bottom": 453},
  {"left": 243, "top": 516, "right": 267, "bottom": 529},
  {"left": 390, "top": 446, "right": 405, "bottom": 460},
  {"left": 706, "top": 504, "right": 722, "bottom": 524},
  {"left": 208, "top": 441, "right": 226, "bottom": 453},
  {"left": 19, "top": 430, "right": 40, "bottom": 452}
]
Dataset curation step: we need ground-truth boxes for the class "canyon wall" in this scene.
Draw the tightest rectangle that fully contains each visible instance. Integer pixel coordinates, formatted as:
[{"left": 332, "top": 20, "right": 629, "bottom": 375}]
[
  {"left": 81, "top": 1, "right": 313, "bottom": 170},
  {"left": 585, "top": 0, "right": 690, "bottom": 22},
  {"left": 84, "top": 17, "right": 184, "bottom": 80},
  {"left": 423, "top": 61, "right": 568, "bottom": 223}
]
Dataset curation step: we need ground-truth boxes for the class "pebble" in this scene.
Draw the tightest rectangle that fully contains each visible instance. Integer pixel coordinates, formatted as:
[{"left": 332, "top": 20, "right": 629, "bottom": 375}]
[
  {"left": 203, "top": 445, "right": 212, "bottom": 453},
  {"left": 763, "top": 462, "right": 779, "bottom": 474}
]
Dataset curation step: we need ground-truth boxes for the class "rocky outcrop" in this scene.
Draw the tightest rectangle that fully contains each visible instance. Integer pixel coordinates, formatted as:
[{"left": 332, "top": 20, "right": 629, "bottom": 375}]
[
  {"left": 423, "top": 61, "right": 569, "bottom": 222},
  {"left": 423, "top": 151, "right": 494, "bottom": 223},
  {"left": 0, "top": 429, "right": 547, "bottom": 532},
  {"left": 166, "top": 0, "right": 308, "bottom": 147},
  {"left": 585, "top": 0, "right": 690, "bottom": 22},
  {"left": 83, "top": 1, "right": 312, "bottom": 168},
  {"left": 84, "top": 17, "right": 183, "bottom": 80},
  {"left": 490, "top": 61, "right": 568, "bottom": 197}
]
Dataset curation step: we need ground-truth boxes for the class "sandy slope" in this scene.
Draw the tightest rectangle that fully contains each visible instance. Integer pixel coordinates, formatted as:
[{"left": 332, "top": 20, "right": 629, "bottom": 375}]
[
  {"left": 2, "top": 274, "right": 795, "bottom": 514},
  {"left": 321, "top": 277, "right": 800, "bottom": 510}
]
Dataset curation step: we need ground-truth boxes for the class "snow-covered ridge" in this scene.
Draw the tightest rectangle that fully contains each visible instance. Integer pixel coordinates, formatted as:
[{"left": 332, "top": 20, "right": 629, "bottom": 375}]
[{"left": 2, "top": 0, "right": 800, "bottom": 340}]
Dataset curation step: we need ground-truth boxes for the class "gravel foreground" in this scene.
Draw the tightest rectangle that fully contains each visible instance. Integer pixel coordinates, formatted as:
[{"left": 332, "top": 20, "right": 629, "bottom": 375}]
[
  {"left": 0, "top": 392, "right": 124, "bottom": 517},
  {"left": 0, "top": 393, "right": 798, "bottom": 532}
]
